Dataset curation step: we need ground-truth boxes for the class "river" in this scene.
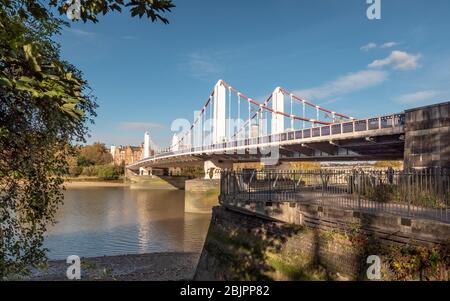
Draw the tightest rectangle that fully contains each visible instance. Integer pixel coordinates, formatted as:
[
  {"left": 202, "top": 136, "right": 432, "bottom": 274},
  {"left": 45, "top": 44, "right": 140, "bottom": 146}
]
[{"left": 44, "top": 186, "right": 212, "bottom": 260}]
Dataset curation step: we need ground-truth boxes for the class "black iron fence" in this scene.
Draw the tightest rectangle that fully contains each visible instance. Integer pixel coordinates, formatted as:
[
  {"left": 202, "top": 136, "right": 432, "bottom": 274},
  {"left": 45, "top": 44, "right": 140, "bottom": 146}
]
[{"left": 220, "top": 168, "right": 450, "bottom": 223}]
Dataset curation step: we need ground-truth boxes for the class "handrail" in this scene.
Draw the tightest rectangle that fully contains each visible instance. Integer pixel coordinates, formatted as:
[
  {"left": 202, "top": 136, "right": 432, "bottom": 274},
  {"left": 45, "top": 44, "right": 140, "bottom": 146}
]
[{"left": 127, "top": 113, "right": 405, "bottom": 168}]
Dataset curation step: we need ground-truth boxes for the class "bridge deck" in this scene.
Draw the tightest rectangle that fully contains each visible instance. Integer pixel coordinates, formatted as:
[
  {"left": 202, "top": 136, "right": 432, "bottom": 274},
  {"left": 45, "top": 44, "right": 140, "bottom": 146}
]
[{"left": 128, "top": 113, "right": 405, "bottom": 170}]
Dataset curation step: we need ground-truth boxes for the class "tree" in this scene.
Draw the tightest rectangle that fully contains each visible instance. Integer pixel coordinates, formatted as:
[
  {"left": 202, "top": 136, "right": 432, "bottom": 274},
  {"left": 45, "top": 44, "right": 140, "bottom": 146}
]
[
  {"left": 374, "top": 160, "right": 403, "bottom": 169},
  {"left": 0, "top": 0, "right": 174, "bottom": 278},
  {"left": 289, "top": 162, "right": 321, "bottom": 171},
  {"left": 78, "top": 142, "right": 112, "bottom": 166},
  {"left": 97, "top": 165, "right": 119, "bottom": 180},
  {"left": 57, "top": 0, "right": 175, "bottom": 23}
]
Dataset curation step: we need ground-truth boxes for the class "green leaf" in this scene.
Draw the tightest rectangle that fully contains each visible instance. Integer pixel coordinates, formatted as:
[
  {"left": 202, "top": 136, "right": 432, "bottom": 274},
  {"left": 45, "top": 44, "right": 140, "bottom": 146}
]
[
  {"left": 0, "top": 77, "right": 13, "bottom": 88},
  {"left": 22, "top": 44, "right": 42, "bottom": 72}
]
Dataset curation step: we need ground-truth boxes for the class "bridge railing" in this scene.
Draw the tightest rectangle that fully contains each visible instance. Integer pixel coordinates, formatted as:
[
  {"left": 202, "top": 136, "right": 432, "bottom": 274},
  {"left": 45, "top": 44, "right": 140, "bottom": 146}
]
[
  {"left": 220, "top": 168, "right": 450, "bottom": 223},
  {"left": 195, "top": 113, "right": 403, "bottom": 152},
  {"left": 130, "top": 113, "right": 405, "bottom": 167}
]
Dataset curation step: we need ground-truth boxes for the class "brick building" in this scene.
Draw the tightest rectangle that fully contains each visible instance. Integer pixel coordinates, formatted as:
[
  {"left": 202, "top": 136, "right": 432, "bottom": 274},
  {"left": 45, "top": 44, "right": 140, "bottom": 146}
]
[{"left": 110, "top": 144, "right": 146, "bottom": 166}]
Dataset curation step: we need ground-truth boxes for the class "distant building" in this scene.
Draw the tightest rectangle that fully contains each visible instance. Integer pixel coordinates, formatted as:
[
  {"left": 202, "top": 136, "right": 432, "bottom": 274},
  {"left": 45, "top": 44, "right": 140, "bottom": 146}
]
[
  {"left": 110, "top": 132, "right": 156, "bottom": 166},
  {"left": 110, "top": 144, "right": 148, "bottom": 166}
]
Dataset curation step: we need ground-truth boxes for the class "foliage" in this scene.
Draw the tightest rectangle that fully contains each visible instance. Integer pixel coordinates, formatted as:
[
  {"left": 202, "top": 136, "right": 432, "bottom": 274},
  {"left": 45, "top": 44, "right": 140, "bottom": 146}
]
[
  {"left": 179, "top": 166, "right": 204, "bottom": 178},
  {"left": 68, "top": 164, "right": 83, "bottom": 176},
  {"left": 234, "top": 162, "right": 261, "bottom": 170},
  {"left": 414, "top": 193, "right": 447, "bottom": 209},
  {"left": 96, "top": 165, "right": 119, "bottom": 180},
  {"left": 57, "top": 0, "right": 175, "bottom": 23},
  {"left": 365, "top": 183, "right": 399, "bottom": 203},
  {"left": 266, "top": 253, "right": 332, "bottom": 281},
  {"left": 0, "top": 0, "right": 174, "bottom": 278},
  {"left": 77, "top": 142, "right": 112, "bottom": 166},
  {"left": 361, "top": 182, "right": 446, "bottom": 208},
  {"left": 289, "top": 162, "right": 321, "bottom": 171},
  {"left": 349, "top": 227, "right": 450, "bottom": 280},
  {"left": 374, "top": 160, "right": 403, "bottom": 169},
  {"left": 67, "top": 143, "right": 122, "bottom": 178},
  {"left": 81, "top": 165, "right": 97, "bottom": 176},
  {"left": 208, "top": 168, "right": 214, "bottom": 180},
  {"left": 0, "top": 2, "right": 95, "bottom": 279}
]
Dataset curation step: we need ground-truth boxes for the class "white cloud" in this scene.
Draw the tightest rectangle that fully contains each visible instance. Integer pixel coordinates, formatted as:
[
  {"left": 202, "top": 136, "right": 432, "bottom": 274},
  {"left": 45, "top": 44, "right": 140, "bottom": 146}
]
[
  {"left": 118, "top": 122, "right": 165, "bottom": 131},
  {"left": 360, "top": 42, "right": 377, "bottom": 51},
  {"left": 368, "top": 50, "right": 421, "bottom": 70},
  {"left": 186, "top": 52, "right": 222, "bottom": 78},
  {"left": 294, "top": 70, "right": 388, "bottom": 100},
  {"left": 395, "top": 90, "right": 441, "bottom": 104},
  {"left": 381, "top": 41, "right": 399, "bottom": 48},
  {"left": 122, "top": 35, "right": 138, "bottom": 40},
  {"left": 67, "top": 28, "right": 96, "bottom": 37}
]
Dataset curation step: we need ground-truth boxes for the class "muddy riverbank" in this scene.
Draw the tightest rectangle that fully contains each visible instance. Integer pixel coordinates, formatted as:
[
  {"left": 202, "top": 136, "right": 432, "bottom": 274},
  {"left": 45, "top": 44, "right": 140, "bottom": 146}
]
[{"left": 28, "top": 252, "right": 200, "bottom": 281}]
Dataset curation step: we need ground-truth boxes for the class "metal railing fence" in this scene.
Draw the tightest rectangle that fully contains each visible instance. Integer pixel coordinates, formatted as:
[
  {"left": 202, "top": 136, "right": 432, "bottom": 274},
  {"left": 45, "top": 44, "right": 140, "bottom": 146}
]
[{"left": 220, "top": 168, "right": 450, "bottom": 223}]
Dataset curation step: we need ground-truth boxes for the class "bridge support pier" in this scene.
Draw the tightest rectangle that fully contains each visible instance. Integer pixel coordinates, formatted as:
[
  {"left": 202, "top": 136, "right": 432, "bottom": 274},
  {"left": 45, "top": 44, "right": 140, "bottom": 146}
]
[
  {"left": 185, "top": 179, "right": 220, "bottom": 213},
  {"left": 139, "top": 167, "right": 151, "bottom": 176},
  {"left": 404, "top": 102, "right": 450, "bottom": 169},
  {"left": 204, "top": 160, "right": 233, "bottom": 179}
]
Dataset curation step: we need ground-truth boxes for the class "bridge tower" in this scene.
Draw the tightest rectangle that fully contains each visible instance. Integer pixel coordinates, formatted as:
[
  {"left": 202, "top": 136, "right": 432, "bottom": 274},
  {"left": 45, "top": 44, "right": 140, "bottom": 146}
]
[
  {"left": 140, "top": 132, "right": 152, "bottom": 176},
  {"left": 271, "top": 87, "right": 285, "bottom": 134},
  {"left": 213, "top": 80, "right": 227, "bottom": 144},
  {"left": 144, "top": 131, "right": 150, "bottom": 158},
  {"left": 171, "top": 133, "right": 180, "bottom": 152}
]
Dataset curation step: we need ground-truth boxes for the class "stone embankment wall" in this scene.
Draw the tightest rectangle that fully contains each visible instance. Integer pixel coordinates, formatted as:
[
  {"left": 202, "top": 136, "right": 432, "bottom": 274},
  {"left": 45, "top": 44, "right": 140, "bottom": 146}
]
[
  {"left": 195, "top": 204, "right": 450, "bottom": 280},
  {"left": 185, "top": 179, "right": 220, "bottom": 213},
  {"left": 128, "top": 175, "right": 189, "bottom": 190},
  {"left": 127, "top": 176, "right": 221, "bottom": 214}
]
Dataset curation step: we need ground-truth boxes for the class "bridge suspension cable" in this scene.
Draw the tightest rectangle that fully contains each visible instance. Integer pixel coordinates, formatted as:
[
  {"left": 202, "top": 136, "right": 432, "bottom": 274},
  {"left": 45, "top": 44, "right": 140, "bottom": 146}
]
[
  {"left": 221, "top": 80, "right": 334, "bottom": 129},
  {"left": 279, "top": 87, "right": 353, "bottom": 121},
  {"left": 168, "top": 80, "right": 353, "bottom": 153}
]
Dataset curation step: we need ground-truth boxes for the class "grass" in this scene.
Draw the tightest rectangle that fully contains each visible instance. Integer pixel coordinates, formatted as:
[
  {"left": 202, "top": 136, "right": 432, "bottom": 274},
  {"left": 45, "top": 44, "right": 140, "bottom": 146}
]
[
  {"left": 65, "top": 176, "right": 125, "bottom": 183},
  {"left": 266, "top": 253, "right": 333, "bottom": 281}
]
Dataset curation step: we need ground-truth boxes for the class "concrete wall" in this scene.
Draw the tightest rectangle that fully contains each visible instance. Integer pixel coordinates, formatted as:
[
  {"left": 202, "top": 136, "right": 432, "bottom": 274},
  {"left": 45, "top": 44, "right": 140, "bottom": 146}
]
[
  {"left": 194, "top": 203, "right": 450, "bottom": 280},
  {"left": 185, "top": 179, "right": 220, "bottom": 213},
  {"left": 404, "top": 101, "right": 450, "bottom": 169},
  {"left": 128, "top": 175, "right": 188, "bottom": 190},
  {"left": 127, "top": 176, "right": 220, "bottom": 213},
  {"left": 220, "top": 197, "right": 450, "bottom": 245}
]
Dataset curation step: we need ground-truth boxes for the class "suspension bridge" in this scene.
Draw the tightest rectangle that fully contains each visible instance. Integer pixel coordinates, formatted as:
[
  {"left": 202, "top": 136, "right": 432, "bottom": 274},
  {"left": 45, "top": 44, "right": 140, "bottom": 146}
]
[{"left": 126, "top": 80, "right": 449, "bottom": 176}]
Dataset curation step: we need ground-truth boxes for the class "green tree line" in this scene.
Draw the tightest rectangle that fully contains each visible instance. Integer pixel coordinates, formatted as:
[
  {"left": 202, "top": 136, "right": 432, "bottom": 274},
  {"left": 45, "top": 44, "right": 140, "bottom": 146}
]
[{"left": 67, "top": 142, "right": 123, "bottom": 180}]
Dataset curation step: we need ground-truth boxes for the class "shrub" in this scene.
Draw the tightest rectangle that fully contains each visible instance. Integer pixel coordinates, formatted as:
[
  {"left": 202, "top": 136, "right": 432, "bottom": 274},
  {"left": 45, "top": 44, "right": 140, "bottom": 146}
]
[
  {"left": 366, "top": 184, "right": 399, "bottom": 203},
  {"left": 416, "top": 194, "right": 447, "bottom": 209},
  {"left": 68, "top": 165, "right": 83, "bottom": 177},
  {"left": 113, "top": 165, "right": 125, "bottom": 175},
  {"left": 81, "top": 165, "right": 98, "bottom": 177},
  {"left": 97, "top": 165, "right": 119, "bottom": 180},
  {"left": 208, "top": 168, "right": 214, "bottom": 179}
]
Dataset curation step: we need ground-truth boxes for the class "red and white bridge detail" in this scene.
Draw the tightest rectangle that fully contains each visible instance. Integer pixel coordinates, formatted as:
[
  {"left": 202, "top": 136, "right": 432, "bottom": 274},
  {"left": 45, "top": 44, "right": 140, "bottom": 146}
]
[{"left": 128, "top": 80, "right": 405, "bottom": 177}]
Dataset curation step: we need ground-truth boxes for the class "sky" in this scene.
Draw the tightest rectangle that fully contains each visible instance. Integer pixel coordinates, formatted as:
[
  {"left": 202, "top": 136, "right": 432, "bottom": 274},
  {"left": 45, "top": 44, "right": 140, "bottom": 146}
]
[{"left": 55, "top": 0, "right": 450, "bottom": 148}]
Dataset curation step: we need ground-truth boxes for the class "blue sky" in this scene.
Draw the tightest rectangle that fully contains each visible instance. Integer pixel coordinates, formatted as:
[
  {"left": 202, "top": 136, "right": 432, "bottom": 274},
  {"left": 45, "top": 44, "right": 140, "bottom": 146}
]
[{"left": 56, "top": 0, "right": 450, "bottom": 147}]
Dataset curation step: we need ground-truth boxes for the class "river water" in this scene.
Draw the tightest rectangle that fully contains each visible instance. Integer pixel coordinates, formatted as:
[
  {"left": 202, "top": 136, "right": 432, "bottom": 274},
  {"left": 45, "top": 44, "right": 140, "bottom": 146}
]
[{"left": 44, "top": 187, "right": 212, "bottom": 260}]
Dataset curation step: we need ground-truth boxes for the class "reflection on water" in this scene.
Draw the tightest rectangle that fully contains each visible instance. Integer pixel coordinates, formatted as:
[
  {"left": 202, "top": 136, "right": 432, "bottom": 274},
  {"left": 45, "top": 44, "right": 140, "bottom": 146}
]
[{"left": 44, "top": 187, "right": 211, "bottom": 260}]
